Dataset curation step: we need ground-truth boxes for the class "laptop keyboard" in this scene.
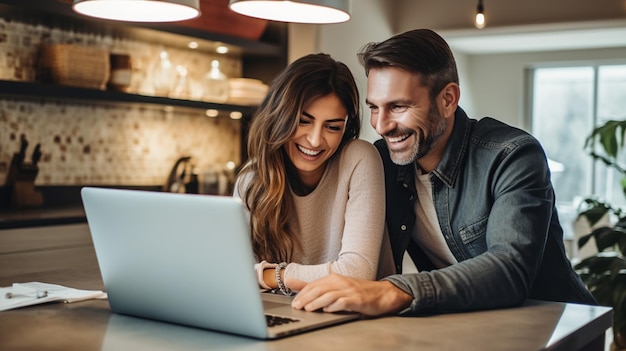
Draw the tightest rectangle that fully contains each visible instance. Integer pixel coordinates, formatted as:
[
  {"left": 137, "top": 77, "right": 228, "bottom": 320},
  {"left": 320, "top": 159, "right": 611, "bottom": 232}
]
[{"left": 265, "top": 314, "right": 300, "bottom": 327}]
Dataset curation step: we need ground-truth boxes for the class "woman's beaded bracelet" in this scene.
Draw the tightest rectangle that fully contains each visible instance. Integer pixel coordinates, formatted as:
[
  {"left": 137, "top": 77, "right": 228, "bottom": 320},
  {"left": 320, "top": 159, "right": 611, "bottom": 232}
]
[{"left": 275, "top": 262, "right": 293, "bottom": 296}]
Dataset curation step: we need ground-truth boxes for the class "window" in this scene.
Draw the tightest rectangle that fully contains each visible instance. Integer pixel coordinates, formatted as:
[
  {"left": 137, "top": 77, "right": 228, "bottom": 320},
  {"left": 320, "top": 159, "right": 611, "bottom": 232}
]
[{"left": 530, "top": 64, "right": 626, "bottom": 239}]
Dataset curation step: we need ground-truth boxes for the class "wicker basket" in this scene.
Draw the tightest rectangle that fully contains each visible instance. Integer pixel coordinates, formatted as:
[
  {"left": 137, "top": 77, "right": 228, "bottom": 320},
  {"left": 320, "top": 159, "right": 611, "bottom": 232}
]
[{"left": 39, "top": 44, "right": 110, "bottom": 90}]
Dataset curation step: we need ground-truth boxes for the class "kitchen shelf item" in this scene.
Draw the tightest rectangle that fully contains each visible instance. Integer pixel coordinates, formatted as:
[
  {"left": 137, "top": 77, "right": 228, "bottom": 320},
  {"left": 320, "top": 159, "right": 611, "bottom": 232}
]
[
  {"left": 5, "top": 135, "right": 44, "bottom": 209},
  {"left": 108, "top": 53, "right": 132, "bottom": 92},
  {"left": 227, "top": 78, "right": 268, "bottom": 106},
  {"left": 170, "top": 65, "right": 191, "bottom": 99},
  {"left": 151, "top": 49, "right": 176, "bottom": 96},
  {"left": 203, "top": 59, "right": 229, "bottom": 103},
  {"left": 38, "top": 44, "right": 110, "bottom": 90}
]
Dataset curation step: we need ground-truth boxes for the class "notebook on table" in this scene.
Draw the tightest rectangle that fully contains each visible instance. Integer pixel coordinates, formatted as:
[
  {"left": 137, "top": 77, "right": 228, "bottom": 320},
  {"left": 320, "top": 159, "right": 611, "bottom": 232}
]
[{"left": 80, "top": 187, "right": 360, "bottom": 339}]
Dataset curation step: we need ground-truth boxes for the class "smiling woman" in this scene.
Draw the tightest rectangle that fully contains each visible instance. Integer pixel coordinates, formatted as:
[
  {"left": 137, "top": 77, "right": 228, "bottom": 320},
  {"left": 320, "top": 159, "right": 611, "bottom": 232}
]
[
  {"left": 283, "top": 94, "right": 348, "bottom": 191},
  {"left": 233, "top": 53, "right": 395, "bottom": 295}
]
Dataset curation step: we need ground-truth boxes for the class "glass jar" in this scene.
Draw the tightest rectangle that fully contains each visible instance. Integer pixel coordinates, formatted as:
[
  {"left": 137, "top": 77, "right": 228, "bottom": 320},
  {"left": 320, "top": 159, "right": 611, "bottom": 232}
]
[
  {"left": 151, "top": 50, "right": 176, "bottom": 96},
  {"left": 203, "top": 59, "right": 229, "bottom": 103},
  {"left": 170, "top": 64, "right": 190, "bottom": 99}
]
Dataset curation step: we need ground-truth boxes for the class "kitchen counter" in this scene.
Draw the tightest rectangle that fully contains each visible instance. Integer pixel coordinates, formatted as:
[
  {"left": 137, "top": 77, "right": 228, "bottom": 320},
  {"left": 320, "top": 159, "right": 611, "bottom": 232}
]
[
  {"left": 0, "top": 207, "right": 86, "bottom": 229},
  {"left": 0, "top": 223, "right": 614, "bottom": 351},
  {"left": 0, "top": 185, "right": 161, "bottom": 229},
  {"left": 0, "top": 185, "right": 86, "bottom": 229},
  {"left": 0, "top": 298, "right": 613, "bottom": 351}
]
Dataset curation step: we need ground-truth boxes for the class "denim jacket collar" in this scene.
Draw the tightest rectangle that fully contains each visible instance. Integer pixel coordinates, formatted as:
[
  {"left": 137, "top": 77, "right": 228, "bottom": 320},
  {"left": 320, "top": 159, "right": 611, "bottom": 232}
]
[{"left": 432, "top": 107, "right": 472, "bottom": 188}]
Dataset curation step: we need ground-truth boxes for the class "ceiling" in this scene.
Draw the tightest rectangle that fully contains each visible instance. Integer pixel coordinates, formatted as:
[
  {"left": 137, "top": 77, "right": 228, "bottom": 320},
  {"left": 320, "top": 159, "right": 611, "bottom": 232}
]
[{"left": 439, "top": 19, "right": 626, "bottom": 54}]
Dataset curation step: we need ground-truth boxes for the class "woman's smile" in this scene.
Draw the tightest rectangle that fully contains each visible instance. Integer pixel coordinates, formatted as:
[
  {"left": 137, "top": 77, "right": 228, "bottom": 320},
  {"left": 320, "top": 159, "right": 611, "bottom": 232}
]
[
  {"left": 284, "top": 93, "right": 347, "bottom": 189},
  {"left": 297, "top": 144, "right": 323, "bottom": 157}
]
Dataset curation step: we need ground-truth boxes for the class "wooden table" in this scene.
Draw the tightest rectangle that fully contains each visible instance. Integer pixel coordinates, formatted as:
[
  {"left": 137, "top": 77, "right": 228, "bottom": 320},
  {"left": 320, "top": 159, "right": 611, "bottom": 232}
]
[{"left": 0, "top": 224, "right": 613, "bottom": 351}]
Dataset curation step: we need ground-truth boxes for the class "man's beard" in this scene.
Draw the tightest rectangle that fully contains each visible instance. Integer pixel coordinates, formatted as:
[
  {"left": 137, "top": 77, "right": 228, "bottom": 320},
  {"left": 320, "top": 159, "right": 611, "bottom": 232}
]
[{"left": 388, "top": 103, "right": 447, "bottom": 166}]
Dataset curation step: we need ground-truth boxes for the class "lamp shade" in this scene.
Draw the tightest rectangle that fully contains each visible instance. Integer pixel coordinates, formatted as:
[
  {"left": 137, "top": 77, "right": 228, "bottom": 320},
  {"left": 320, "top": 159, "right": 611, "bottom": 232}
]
[
  {"left": 229, "top": 0, "right": 350, "bottom": 24},
  {"left": 73, "top": 0, "right": 201, "bottom": 22}
]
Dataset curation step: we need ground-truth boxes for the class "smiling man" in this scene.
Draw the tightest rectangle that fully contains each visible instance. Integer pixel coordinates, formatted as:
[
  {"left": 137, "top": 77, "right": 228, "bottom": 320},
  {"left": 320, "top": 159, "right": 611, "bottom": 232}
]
[{"left": 289, "top": 29, "right": 597, "bottom": 316}]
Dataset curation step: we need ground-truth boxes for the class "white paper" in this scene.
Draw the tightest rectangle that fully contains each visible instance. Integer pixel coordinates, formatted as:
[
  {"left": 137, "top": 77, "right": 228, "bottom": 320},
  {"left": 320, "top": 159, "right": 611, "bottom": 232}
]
[{"left": 0, "top": 282, "right": 107, "bottom": 312}]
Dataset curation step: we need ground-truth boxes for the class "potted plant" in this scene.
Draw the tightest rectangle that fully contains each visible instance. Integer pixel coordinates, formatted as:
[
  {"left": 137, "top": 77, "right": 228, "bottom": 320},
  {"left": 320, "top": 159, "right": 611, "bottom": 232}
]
[{"left": 574, "top": 120, "right": 626, "bottom": 350}]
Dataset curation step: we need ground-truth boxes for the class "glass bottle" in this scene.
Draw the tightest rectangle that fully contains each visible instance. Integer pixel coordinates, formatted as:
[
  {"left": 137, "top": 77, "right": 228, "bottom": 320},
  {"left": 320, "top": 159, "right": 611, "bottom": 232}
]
[
  {"left": 170, "top": 65, "right": 190, "bottom": 99},
  {"left": 151, "top": 49, "right": 176, "bottom": 96},
  {"left": 203, "top": 59, "right": 229, "bottom": 103}
]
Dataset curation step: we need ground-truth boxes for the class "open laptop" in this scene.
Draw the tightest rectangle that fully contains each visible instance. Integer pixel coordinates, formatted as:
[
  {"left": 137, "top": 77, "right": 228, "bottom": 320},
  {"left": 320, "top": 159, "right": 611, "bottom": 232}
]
[{"left": 80, "top": 187, "right": 360, "bottom": 339}]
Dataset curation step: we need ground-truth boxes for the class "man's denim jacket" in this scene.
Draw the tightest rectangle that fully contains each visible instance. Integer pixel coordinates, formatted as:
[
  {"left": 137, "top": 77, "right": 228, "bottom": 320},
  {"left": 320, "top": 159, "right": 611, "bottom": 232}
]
[{"left": 376, "top": 107, "right": 596, "bottom": 314}]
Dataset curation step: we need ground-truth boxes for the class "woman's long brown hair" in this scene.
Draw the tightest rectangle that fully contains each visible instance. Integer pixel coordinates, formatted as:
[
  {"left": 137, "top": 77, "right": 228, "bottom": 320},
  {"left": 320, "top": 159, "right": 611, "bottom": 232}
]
[{"left": 238, "top": 53, "right": 360, "bottom": 263}]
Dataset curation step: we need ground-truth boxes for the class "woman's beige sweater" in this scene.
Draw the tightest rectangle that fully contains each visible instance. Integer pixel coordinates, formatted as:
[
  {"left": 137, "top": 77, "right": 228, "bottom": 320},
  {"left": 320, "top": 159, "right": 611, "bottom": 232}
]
[{"left": 234, "top": 139, "right": 395, "bottom": 287}]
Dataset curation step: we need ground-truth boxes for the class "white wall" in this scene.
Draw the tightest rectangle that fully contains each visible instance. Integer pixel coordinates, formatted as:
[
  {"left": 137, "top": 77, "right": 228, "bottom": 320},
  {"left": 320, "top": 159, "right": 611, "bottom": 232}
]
[
  {"left": 289, "top": 0, "right": 395, "bottom": 142},
  {"left": 463, "top": 47, "right": 626, "bottom": 129}
]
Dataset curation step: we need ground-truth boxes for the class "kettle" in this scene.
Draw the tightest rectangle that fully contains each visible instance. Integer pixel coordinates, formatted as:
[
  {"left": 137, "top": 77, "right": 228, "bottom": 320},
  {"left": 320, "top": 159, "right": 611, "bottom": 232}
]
[{"left": 163, "top": 156, "right": 191, "bottom": 193}]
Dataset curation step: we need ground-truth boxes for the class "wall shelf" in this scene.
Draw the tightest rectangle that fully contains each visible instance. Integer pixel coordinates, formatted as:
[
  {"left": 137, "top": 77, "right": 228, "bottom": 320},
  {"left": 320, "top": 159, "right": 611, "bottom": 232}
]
[
  {"left": 0, "top": 80, "right": 254, "bottom": 114},
  {"left": 0, "top": 0, "right": 286, "bottom": 112}
]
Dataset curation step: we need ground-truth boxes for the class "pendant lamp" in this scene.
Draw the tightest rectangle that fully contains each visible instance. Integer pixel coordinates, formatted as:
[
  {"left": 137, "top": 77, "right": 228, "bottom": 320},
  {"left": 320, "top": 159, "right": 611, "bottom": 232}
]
[
  {"left": 73, "top": 0, "right": 201, "bottom": 22},
  {"left": 229, "top": 0, "right": 350, "bottom": 24},
  {"left": 474, "top": 0, "right": 486, "bottom": 29}
]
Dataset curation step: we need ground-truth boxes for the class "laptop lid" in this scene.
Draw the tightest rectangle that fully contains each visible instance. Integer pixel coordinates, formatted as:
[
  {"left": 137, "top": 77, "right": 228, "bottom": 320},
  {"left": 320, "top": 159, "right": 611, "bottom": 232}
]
[{"left": 81, "top": 187, "right": 359, "bottom": 339}]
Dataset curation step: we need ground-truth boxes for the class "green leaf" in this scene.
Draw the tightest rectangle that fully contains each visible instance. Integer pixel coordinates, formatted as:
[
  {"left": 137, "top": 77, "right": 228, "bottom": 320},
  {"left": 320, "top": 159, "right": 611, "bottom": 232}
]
[
  {"left": 609, "top": 262, "right": 626, "bottom": 280},
  {"left": 587, "top": 274, "right": 614, "bottom": 306},
  {"left": 619, "top": 235, "right": 626, "bottom": 256},
  {"left": 576, "top": 198, "right": 624, "bottom": 227},
  {"left": 609, "top": 271, "right": 626, "bottom": 333},
  {"left": 593, "top": 227, "right": 626, "bottom": 252},
  {"left": 600, "top": 126, "right": 618, "bottom": 157},
  {"left": 577, "top": 206, "right": 610, "bottom": 227},
  {"left": 578, "top": 233, "right": 593, "bottom": 250},
  {"left": 575, "top": 255, "right": 619, "bottom": 274},
  {"left": 585, "top": 119, "right": 626, "bottom": 160}
]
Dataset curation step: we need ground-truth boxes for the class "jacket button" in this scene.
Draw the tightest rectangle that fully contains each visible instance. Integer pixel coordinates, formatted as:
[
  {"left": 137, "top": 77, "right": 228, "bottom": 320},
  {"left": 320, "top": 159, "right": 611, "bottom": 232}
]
[
  {"left": 402, "top": 183, "right": 408, "bottom": 188},
  {"left": 401, "top": 224, "right": 407, "bottom": 231}
]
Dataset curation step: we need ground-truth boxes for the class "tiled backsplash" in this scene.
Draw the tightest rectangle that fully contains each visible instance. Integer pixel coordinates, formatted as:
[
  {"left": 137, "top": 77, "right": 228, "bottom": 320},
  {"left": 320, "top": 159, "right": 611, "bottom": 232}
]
[
  {"left": 0, "top": 100, "right": 241, "bottom": 186},
  {"left": 0, "top": 18, "right": 244, "bottom": 187}
]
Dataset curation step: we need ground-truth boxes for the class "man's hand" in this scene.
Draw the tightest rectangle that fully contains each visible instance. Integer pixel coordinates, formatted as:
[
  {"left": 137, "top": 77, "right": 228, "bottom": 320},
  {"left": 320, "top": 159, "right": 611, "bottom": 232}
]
[{"left": 287, "top": 273, "right": 413, "bottom": 317}]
